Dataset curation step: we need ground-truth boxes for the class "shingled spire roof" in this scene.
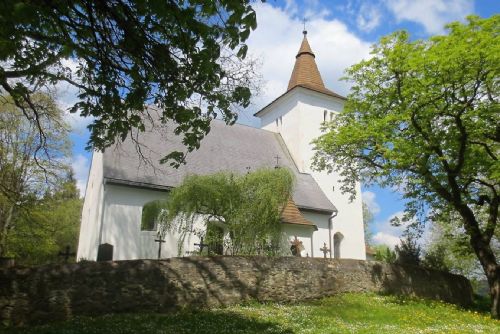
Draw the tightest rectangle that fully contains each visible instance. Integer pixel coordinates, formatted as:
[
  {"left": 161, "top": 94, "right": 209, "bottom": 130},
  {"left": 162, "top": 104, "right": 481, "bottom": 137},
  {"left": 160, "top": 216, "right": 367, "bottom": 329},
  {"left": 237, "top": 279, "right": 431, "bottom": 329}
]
[{"left": 286, "top": 32, "right": 342, "bottom": 98}]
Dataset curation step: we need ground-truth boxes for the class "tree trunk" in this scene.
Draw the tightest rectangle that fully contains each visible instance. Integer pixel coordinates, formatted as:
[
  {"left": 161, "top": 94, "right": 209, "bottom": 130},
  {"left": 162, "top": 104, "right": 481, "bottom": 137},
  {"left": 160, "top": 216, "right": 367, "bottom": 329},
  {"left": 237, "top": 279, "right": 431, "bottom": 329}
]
[
  {"left": 489, "top": 271, "right": 500, "bottom": 319},
  {"left": 468, "top": 228, "right": 500, "bottom": 319},
  {"left": 469, "top": 237, "right": 500, "bottom": 319},
  {"left": 457, "top": 204, "right": 499, "bottom": 319},
  {"left": 0, "top": 205, "right": 15, "bottom": 257}
]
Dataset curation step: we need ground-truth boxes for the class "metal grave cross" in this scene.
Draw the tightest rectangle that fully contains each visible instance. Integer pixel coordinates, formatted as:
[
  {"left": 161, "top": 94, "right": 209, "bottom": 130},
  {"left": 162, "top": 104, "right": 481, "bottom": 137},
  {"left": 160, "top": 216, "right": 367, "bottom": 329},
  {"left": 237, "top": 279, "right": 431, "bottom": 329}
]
[
  {"left": 58, "top": 245, "right": 76, "bottom": 263},
  {"left": 194, "top": 237, "right": 209, "bottom": 254},
  {"left": 274, "top": 155, "right": 281, "bottom": 169},
  {"left": 320, "top": 242, "right": 331, "bottom": 259},
  {"left": 154, "top": 237, "right": 165, "bottom": 260}
]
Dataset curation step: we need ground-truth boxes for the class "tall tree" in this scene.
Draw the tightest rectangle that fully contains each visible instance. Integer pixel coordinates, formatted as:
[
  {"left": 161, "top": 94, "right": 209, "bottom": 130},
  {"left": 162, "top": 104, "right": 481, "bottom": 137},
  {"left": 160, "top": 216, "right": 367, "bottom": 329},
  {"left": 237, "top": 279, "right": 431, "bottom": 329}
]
[
  {"left": 312, "top": 16, "right": 499, "bottom": 317},
  {"left": 157, "top": 168, "right": 294, "bottom": 256},
  {"left": 5, "top": 173, "right": 82, "bottom": 265},
  {"left": 0, "top": 94, "right": 70, "bottom": 256},
  {"left": 0, "top": 0, "right": 259, "bottom": 166}
]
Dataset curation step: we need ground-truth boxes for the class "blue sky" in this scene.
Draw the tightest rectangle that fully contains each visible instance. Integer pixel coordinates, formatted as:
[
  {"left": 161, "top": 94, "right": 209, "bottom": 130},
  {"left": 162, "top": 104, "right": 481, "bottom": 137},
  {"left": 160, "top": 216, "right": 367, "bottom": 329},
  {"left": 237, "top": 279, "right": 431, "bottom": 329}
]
[{"left": 65, "top": 0, "right": 499, "bottom": 248}]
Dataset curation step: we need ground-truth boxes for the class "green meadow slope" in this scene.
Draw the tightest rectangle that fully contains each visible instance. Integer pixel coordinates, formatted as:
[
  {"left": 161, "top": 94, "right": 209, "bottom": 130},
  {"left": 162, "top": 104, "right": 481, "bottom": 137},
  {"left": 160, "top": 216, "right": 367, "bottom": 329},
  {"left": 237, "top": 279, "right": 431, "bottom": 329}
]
[{"left": 2, "top": 293, "right": 499, "bottom": 334}]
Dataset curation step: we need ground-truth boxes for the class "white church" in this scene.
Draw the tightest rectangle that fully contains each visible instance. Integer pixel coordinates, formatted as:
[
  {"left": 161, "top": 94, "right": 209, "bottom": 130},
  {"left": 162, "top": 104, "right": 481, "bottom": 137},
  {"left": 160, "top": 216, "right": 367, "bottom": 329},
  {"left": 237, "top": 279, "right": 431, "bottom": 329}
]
[{"left": 77, "top": 32, "right": 366, "bottom": 261}]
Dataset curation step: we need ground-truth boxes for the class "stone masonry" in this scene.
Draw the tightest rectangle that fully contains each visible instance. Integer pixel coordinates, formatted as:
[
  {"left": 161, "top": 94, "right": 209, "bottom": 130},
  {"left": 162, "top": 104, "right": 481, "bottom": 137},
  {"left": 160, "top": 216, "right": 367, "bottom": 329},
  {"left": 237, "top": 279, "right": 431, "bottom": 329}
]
[{"left": 0, "top": 257, "right": 473, "bottom": 326}]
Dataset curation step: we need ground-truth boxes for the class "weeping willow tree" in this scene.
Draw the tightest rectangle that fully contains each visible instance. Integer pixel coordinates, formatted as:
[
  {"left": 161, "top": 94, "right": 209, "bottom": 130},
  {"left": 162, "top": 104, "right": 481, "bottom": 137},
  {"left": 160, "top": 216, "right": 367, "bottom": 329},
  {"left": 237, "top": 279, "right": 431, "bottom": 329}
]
[{"left": 158, "top": 168, "right": 294, "bottom": 256}]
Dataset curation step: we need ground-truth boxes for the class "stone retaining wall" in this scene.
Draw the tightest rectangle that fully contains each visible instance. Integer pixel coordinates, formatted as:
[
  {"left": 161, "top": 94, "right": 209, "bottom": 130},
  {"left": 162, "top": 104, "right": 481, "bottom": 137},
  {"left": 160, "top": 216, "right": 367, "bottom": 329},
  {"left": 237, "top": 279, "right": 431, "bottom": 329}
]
[{"left": 0, "top": 257, "right": 473, "bottom": 326}]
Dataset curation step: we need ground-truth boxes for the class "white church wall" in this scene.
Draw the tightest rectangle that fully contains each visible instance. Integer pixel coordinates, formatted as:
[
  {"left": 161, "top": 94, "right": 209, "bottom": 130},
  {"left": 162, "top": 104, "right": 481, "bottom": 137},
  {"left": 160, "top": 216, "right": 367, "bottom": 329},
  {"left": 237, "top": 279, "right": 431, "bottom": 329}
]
[
  {"left": 281, "top": 224, "right": 315, "bottom": 257},
  {"left": 259, "top": 93, "right": 303, "bottom": 170},
  {"left": 311, "top": 173, "right": 366, "bottom": 260},
  {"left": 257, "top": 88, "right": 366, "bottom": 260},
  {"left": 296, "top": 89, "right": 344, "bottom": 173},
  {"left": 301, "top": 211, "right": 332, "bottom": 258},
  {"left": 296, "top": 90, "right": 366, "bottom": 260},
  {"left": 77, "top": 151, "right": 104, "bottom": 261},
  {"left": 99, "top": 184, "right": 202, "bottom": 260}
]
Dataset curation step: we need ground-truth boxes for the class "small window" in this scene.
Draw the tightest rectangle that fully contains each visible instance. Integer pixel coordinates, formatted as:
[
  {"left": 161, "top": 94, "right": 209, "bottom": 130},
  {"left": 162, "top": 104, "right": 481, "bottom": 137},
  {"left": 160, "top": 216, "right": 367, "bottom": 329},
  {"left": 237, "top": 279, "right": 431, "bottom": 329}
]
[
  {"left": 323, "top": 110, "right": 327, "bottom": 122},
  {"left": 275, "top": 118, "right": 279, "bottom": 127},
  {"left": 141, "top": 200, "right": 164, "bottom": 231},
  {"left": 329, "top": 112, "right": 334, "bottom": 121},
  {"left": 279, "top": 116, "right": 282, "bottom": 126}
]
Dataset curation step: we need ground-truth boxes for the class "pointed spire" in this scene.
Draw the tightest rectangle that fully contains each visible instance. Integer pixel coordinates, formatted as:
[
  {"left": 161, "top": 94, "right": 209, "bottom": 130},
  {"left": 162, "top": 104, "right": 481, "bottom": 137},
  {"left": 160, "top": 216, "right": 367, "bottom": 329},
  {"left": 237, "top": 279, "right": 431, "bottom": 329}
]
[
  {"left": 296, "top": 30, "right": 315, "bottom": 59},
  {"left": 287, "top": 32, "right": 337, "bottom": 97}
]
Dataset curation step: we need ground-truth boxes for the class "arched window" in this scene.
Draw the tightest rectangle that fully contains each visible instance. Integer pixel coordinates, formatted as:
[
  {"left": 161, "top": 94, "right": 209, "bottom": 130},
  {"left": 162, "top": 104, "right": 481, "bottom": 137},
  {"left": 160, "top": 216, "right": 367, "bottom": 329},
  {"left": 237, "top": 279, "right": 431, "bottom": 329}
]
[
  {"left": 141, "top": 200, "right": 164, "bottom": 231},
  {"left": 333, "top": 232, "right": 344, "bottom": 259}
]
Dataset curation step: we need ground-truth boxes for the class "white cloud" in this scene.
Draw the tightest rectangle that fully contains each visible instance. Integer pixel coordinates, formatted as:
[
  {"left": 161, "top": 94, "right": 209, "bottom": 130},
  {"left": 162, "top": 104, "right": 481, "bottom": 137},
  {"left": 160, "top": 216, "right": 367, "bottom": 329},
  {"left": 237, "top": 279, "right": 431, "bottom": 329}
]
[
  {"left": 357, "top": 3, "right": 382, "bottom": 32},
  {"left": 243, "top": 2, "right": 372, "bottom": 121},
  {"left": 362, "top": 191, "right": 381, "bottom": 215},
  {"left": 373, "top": 232, "right": 400, "bottom": 248},
  {"left": 385, "top": 0, "right": 473, "bottom": 34},
  {"left": 71, "top": 154, "right": 90, "bottom": 198},
  {"left": 371, "top": 211, "right": 407, "bottom": 248},
  {"left": 283, "top": 0, "right": 298, "bottom": 16},
  {"left": 65, "top": 112, "right": 93, "bottom": 135}
]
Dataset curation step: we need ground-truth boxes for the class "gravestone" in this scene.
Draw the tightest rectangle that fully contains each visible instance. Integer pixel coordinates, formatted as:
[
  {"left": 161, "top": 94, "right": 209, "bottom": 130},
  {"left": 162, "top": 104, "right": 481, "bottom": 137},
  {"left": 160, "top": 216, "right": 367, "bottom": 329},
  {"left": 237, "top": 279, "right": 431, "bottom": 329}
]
[{"left": 97, "top": 243, "right": 113, "bottom": 261}]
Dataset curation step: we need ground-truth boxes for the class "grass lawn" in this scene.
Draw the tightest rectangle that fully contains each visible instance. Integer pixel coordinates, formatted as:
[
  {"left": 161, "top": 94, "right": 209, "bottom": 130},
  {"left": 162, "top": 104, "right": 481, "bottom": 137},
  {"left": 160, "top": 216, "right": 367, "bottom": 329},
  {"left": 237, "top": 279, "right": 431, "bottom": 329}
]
[{"left": 2, "top": 293, "right": 499, "bottom": 334}]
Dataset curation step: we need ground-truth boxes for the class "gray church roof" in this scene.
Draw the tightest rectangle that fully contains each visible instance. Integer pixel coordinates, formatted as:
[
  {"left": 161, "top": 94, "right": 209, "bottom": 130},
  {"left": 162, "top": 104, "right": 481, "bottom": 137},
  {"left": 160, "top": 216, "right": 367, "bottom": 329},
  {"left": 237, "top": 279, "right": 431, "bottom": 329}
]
[{"left": 103, "top": 119, "right": 336, "bottom": 213}]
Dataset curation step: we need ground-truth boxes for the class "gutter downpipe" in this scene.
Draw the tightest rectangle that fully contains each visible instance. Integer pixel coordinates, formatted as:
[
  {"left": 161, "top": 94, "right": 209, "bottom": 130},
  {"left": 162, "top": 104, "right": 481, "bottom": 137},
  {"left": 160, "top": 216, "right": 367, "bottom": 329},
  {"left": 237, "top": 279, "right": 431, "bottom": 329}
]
[{"left": 328, "top": 208, "right": 338, "bottom": 259}]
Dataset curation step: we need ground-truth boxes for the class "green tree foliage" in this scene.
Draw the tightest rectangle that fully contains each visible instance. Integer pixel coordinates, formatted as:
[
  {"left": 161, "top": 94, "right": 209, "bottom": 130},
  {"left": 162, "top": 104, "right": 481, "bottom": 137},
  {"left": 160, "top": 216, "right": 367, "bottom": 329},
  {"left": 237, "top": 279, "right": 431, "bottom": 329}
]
[
  {"left": 422, "top": 243, "right": 450, "bottom": 273},
  {"left": 312, "top": 16, "right": 500, "bottom": 317},
  {"left": 395, "top": 233, "right": 421, "bottom": 267},
  {"left": 0, "top": 94, "right": 70, "bottom": 256},
  {"left": 423, "top": 209, "right": 500, "bottom": 278},
  {"left": 0, "top": 0, "right": 260, "bottom": 166},
  {"left": 373, "top": 245, "right": 397, "bottom": 264},
  {"left": 5, "top": 173, "right": 82, "bottom": 265},
  {"left": 158, "top": 168, "right": 294, "bottom": 256}
]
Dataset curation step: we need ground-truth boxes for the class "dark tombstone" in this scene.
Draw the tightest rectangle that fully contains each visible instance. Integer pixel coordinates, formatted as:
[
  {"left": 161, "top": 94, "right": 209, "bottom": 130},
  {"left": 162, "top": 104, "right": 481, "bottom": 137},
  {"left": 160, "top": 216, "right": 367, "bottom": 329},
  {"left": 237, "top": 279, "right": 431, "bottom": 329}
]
[{"left": 97, "top": 243, "right": 113, "bottom": 261}]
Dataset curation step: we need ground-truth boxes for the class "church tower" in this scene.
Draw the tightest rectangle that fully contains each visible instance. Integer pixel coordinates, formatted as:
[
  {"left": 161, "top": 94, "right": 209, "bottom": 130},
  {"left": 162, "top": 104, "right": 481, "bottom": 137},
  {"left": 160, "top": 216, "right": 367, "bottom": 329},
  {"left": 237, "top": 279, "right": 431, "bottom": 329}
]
[{"left": 254, "top": 32, "right": 366, "bottom": 260}]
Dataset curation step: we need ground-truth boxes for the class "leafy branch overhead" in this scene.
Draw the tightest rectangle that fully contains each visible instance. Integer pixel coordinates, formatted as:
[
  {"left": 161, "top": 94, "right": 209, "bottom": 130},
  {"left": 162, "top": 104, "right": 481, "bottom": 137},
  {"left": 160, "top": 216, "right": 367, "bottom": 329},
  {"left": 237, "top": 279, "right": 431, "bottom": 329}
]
[
  {"left": 0, "top": 0, "right": 259, "bottom": 165},
  {"left": 312, "top": 15, "right": 499, "bottom": 318}
]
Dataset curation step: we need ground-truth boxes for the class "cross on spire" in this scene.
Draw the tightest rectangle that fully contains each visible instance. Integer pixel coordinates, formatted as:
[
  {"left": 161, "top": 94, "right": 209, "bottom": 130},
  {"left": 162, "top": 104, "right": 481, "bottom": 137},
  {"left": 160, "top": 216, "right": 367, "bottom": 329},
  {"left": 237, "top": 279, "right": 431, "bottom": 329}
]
[{"left": 302, "top": 17, "right": 307, "bottom": 35}]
